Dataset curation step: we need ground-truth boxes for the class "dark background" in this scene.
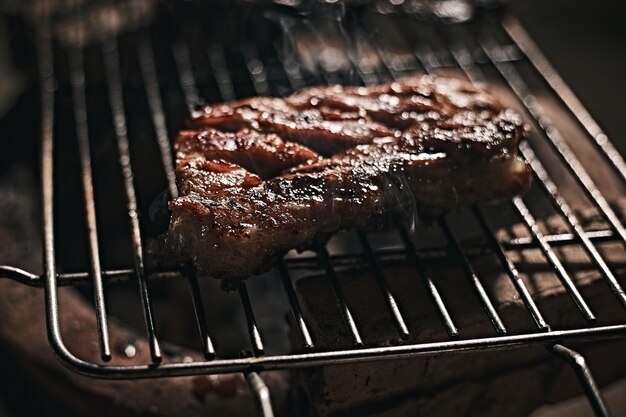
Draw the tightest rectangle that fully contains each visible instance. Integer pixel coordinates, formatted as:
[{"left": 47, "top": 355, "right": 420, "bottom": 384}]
[
  {"left": 0, "top": 0, "right": 625, "bottom": 416},
  {"left": 514, "top": 4, "right": 626, "bottom": 414},
  {"left": 512, "top": 0, "right": 626, "bottom": 154}
]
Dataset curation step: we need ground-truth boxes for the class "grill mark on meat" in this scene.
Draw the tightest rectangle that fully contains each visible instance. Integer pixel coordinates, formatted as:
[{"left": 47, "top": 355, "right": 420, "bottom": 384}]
[
  {"left": 286, "top": 78, "right": 500, "bottom": 128},
  {"left": 168, "top": 75, "right": 532, "bottom": 281},
  {"left": 189, "top": 97, "right": 395, "bottom": 155},
  {"left": 176, "top": 128, "right": 319, "bottom": 178}
]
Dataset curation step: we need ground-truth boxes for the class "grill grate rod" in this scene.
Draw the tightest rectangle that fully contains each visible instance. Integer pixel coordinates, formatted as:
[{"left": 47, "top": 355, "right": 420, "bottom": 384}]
[
  {"left": 431, "top": 31, "right": 596, "bottom": 322},
  {"left": 179, "top": 39, "right": 311, "bottom": 362},
  {"left": 138, "top": 34, "right": 178, "bottom": 200},
  {"left": 173, "top": 41, "right": 204, "bottom": 113},
  {"left": 185, "top": 268, "right": 217, "bottom": 359},
  {"left": 357, "top": 232, "right": 411, "bottom": 340},
  {"left": 474, "top": 206, "right": 550, "bottom": 330},
  {"left": 438, "top": 218, "right": 508, "bottom": 335},
  {"left": 272, "top": 40, "right": 305, "bottom": 90},
  {"left": 479, "top": 36, "right": 626, "bottom": 253},
  {"left": 3, "top": 224, "right": 623, "bottom": 288},
  {"left": 319, "top": 32, "right": 461, "bottom": 339},
  {"left": 137, "top": 33, "right": 200, "bottom": 363},
  {"left": 246, "top": 371, "right": 276, "bottom": 417},
  {"left": 208, "top": 43, "right": 237, "bottom": 102},
  {"left": 440, "top": 26, "right": 613, "bottom": 416},
  {"left": 550, "top": 344, "right": 611, "bottom": 417},
  {"left": 173, "top": 41, "right": 270, "bottom": 415},
  {"left": 277, "top": 260, "right": 315, "bottom": 350},
  {"left": 103, "top": 37, "right": 174, "bottom": 363},
  {"left": 441, "top": 34, "right": 597, "bottom": 321},
  {"left": 172, "top": 39, "right": 318, "bottom": 355},
  {"left": 68, "top": 47, "right": 112, "bottom": 362},
  {"left": 503, "top": 18, "right": 626, "bottom": 184},
  {"left": 169, "top": 40, "right": 223, "bottom": 360},
  {"left": 261, "top": 38, "right": 313, "bottom": 91},
  {"left": 403, "top": 39, "right": 550, "bottom": 331},
  {"left": 445, "top": 25, "right": 626, "bottom": 312},
  {"left": 33, "top": 20, "right": 626, "bottom": 381},
  {"left": 310, "top": 20, "right": 597, "bottom": 336},
  {"left": 39, "top": 24, "right": 71, "bottom": 371},
  {"left": 239, "top": 41, "right": 367, "bottom": 348},
  {"left": 301, "top": 24, "right": 342, "bottom": 85},
  {"left": 205, "top": 43, "right": 269, "bottom": 358},
  {"left": 239, "top": 281, "right": 266, "bottom": 356},
  {"left": 327, "top": 19, "right": 614, "bottom": 332},
  {"left": 520, "top": 142, "right": 626, "bottom": 309},
  {"left": 30, "top": 10, "right": 626, "bottom": 384},
  {"left": 394, "top": 32, "right": 551, "bottom": 331},
  {"left": 335, "top": 25, "right": 381, "bottom": 86},
  {"left": 369, "top": 38, "right": 409, "bottom": 81},
  {"left": 241, "top": 43, "right": 271, "bottom": 96},
  {"left": 479, "top": 34, "right": 626, "bottom": 308},
  {"left": 176, "top": 39, "right": 267, "bottom": 360},
  {"left": 398, "top": 226, "right": 459, "bottom": 338},
  {"left": 317, "top": 246, "right": 364, "bottom": 347},
  {"left": 514, "top": 184, "right": 596, "bottom": 322},
  {"left": 506, "top": 230, "right": 616, "bottom": 250}
]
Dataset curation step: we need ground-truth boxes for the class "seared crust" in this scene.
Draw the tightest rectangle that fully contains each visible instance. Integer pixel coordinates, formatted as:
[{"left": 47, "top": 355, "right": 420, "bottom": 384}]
[
  {"left": 189, "top": 97, "right": 394, "bottom": 155},
  {"left": 175, "top": 128, "right": 319, "bottom": 179},
  {"left": 168, "top": 75, "right": 531, "bottom": 280}
]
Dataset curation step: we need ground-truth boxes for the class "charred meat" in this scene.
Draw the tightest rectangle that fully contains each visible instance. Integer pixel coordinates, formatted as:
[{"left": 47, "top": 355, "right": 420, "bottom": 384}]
[{"left": 168, "top": 75, "right": 531, "bottom": 280}]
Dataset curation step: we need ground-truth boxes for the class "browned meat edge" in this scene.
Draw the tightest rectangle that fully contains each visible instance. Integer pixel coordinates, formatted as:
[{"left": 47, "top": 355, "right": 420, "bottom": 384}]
[{"left": 167, "top": 75, "right": 532, "bottom": 280}]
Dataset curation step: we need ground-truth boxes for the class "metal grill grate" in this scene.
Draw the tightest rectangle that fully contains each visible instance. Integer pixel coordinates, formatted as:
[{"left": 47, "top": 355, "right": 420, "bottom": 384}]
[{"left": 1, "top": 5, "right": 626, "bottom": 417}]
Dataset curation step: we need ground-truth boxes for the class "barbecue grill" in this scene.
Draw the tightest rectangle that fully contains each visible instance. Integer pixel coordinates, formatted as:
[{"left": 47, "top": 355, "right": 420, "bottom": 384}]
[{"left": 1, "top": 1, "right": 625, "bottom": 416}]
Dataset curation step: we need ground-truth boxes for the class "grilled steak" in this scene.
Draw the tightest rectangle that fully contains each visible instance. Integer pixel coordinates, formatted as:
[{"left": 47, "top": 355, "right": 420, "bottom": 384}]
[{"left": 168, "top": 75, "right": 531, "bottom": 280}]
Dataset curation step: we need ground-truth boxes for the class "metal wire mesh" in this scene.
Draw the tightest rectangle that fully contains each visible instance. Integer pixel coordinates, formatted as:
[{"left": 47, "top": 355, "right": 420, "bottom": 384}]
[{"left": 1, "top": 4, "right": 625, "bottom": 417}]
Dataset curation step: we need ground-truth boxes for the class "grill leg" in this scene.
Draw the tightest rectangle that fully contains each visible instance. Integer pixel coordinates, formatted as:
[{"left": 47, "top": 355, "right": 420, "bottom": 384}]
[
  {"left": 246, "top": 371, "right": 275, "bottom": 417},
  {"left": 550, "top": 344, "right": 611, "bottom": 417}
]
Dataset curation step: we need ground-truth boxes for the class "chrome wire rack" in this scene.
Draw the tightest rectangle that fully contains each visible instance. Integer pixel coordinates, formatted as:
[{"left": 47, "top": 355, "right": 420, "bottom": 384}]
[{"left": 1, "top": 4, "right": 626, "bottom": 417}]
